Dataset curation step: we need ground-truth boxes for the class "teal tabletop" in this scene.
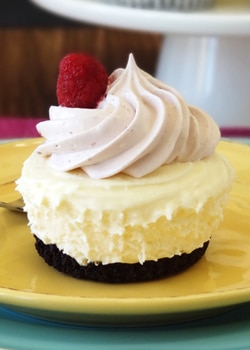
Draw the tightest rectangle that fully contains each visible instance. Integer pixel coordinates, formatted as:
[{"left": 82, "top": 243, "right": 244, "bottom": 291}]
[{"left": 0, "top": 303, "right": 250, "bottom": 350}]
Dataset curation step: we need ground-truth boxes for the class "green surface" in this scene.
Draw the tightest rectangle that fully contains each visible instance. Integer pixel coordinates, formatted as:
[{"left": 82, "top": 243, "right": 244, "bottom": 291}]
[{"left": 0, "top": 304, "right": 250, "bottom": 350}]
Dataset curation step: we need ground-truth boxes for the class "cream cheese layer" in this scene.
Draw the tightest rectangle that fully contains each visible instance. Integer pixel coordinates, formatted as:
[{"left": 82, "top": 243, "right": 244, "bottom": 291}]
[
  {"left": 16, "top": 144, "right": 234, "bottom": 265},
  {"left": 36, "top": 54, "right": 220, "bottom": 179}
]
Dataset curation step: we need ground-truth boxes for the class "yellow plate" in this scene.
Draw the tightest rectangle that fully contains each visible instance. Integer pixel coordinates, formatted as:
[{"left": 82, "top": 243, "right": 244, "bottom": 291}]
[{"left": 0, "top": 139, "right": 250, "bottom": 326}]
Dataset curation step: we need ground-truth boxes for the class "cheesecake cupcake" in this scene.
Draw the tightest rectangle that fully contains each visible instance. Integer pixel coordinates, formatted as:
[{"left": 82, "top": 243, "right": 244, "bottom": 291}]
[{"left": 16, "top": 53, "right": 234, "bottom": 283}]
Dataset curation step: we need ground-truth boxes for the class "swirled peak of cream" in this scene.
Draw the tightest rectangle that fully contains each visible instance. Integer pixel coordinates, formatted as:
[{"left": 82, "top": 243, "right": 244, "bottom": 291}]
[{"left": 36, "top": 54, "right": 220, "bottom": 178}]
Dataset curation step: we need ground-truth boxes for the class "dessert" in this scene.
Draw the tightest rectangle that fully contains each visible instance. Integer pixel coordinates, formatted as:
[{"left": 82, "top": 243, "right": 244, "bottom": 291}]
[{"left": 16, "top": 53, "right": 234, "bottom": 283}]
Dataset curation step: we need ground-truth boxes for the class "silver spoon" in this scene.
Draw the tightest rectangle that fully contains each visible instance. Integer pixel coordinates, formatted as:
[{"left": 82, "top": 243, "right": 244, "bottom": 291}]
[{"left": 0, "top": 198, "right": 25, "bottom": 212}]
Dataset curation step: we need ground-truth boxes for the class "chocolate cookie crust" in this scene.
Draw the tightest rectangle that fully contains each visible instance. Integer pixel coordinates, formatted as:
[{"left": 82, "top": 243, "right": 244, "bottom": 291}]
[{"left": 34, "top": 236, "right": 209, "bottom": 283}]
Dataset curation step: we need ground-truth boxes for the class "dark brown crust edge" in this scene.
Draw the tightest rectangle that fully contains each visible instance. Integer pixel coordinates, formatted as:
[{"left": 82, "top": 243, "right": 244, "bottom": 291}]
[{"left": 34, "top": 236, "right": 209, "bottom": 283}]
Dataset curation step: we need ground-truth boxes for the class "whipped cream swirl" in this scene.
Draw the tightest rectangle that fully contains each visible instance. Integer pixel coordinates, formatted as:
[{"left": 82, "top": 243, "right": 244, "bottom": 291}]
[{"left": 36, "top": 54, "right": 220, "bottom": 178}]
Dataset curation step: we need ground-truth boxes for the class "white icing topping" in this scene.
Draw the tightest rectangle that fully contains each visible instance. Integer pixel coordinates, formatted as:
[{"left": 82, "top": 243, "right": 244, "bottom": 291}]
[{"left": 36, "top": 54, "right": 220, "bottom": 179}]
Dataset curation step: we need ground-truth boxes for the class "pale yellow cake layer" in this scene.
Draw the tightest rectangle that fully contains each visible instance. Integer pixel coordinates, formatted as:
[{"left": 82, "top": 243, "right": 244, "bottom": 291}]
[{"left": 16, "top": 145, "right": 234, "bottom": 265}]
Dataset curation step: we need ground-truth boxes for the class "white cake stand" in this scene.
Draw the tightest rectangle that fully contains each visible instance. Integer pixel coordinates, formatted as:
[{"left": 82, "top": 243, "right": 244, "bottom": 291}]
[{"left": 30, "top": 0, "right": 250, "bottom": 127}]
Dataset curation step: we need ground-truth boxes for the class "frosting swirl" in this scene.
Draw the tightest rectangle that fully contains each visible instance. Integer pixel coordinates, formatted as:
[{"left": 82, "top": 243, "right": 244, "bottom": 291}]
[{"left": 36, "top": 54, "right": 220, "bottom": 178}]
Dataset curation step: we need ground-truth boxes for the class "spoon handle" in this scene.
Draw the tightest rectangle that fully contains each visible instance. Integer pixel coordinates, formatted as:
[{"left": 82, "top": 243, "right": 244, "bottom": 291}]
[{"left": 0, "top": 198, "right": 25, "bottom": 212}]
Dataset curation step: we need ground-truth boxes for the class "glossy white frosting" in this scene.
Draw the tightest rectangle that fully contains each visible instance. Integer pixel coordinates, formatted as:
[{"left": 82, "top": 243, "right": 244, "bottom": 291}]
[{"left": 36, "top": 54, "right": 220, "bottom": 179}]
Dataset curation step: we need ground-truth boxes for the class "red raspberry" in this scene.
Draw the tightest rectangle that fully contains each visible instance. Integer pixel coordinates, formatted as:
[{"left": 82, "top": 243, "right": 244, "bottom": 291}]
[{"left": 56, "top": 53, "right": 108, "bottom": 108}]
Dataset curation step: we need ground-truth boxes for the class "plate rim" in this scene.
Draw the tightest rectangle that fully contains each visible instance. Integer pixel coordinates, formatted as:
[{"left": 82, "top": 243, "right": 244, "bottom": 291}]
[
  {"left": 1, "top": 284, "right": 250, "bottom": 316},
  {"left": 29, "top": 0, "right": 250, "bottom": 35}
]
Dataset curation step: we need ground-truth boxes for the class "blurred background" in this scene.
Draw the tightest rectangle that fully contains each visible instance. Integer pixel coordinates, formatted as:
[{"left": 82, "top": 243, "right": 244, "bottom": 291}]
[
  {"left": 0, "top": 0, "right": 162, "bottom": 119},
  {"left": 0, "top": 0, "right": 249, "bottom": 134}
]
